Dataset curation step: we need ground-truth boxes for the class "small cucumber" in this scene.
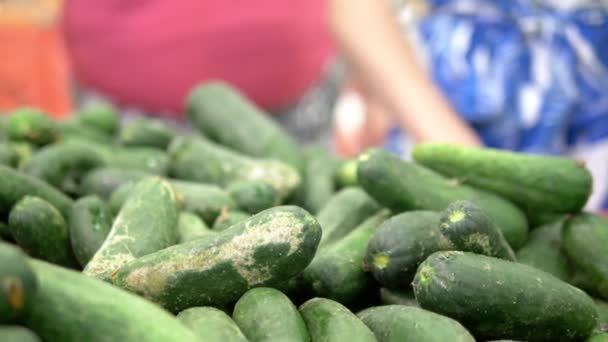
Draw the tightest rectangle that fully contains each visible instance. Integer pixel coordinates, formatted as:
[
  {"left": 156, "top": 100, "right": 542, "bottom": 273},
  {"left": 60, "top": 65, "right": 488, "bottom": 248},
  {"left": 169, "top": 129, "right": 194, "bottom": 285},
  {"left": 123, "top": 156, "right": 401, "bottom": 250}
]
[
  {"left": 0, "top": 242, "right": 37, "bottom": 324},
  {"left": 0, "top": 326, "right": 40, "bottom": 342},
  {"left": 212, "top": 209, "right": 251, "bottom": 232},
  {"left": 516, "top": 219, "right": 570, "bottom": 281},
  {"left": 378, "top": 288, "right": 418, "bottom": 307},
  {"left": 119, "top": 118, "right": 176, "bottom": 149},
  {"left": 177, "top": 211, "right": 214, "bottom": 243},
  {"left": 8, "top": 196, "right": 78, "bottom": 268},
  {"left": 111, "top": 206, "right": 321, "bottom": 313},
  {"left": 299, "top": 297, "right": 376, "bottom": 342},
  {"left": 83, "top": 177, "right": 180, "bottom": 280},
  {"left": 80, "top": 168, "right": 152, "bottom": 199},
  {"left": 177, "top": 306, "right": 248, "bottom": 342},
  {"left": 77, "top": 102, "right": 119, "bottom": 135},
  {"left": 357, "top": 305, "right": 475, "bottom": 342},
  {"left": 233, "top": 287, "right": 310, "bottom": 342},
  {"left": 228, "top": 180, "right": 280, "bottom": 214},
  {"left": 7, "top": 108, "right": 58, "bottom": 146},
  {"left": 69, "top": 195, "right": 113, "bottom": 267}
]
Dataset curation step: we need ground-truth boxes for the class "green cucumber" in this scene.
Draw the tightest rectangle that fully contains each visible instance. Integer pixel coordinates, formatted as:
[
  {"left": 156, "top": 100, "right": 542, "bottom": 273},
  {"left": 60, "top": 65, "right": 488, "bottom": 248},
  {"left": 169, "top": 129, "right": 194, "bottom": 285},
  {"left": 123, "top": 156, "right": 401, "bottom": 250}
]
[
  {"left": 596, "top": 298, "right": 608, "bottom": 332},
  {"left": 335, "top": 159, "right": 358, "bottom": 188},
  {"left": 8, "top": 142, "right": 34, "bottom": 169},
  {"left": 296, "top": 145, "right": 336, "bottom": 213},
  {"left": 357, "top": 149, "right": 528, "bottom": 249},
  {"left": 587, "top": 333, "right": 608, "bottom": 342},
  {"left": 177, "top": 306, "right": 248, "bottom": 342},
  {"left": 80, "top": 168, "right": 151, "bottom": 199},
  {"left": 299, "top": 297, "right": 376, "bottom": 342},
  {"left": 168, "top": 136, "right": 300, "bottom": 199},
  {"left": 0, "top": 165, "right": 73, "bottom": 218},
  {"left": 22, "top": 142, "right": 105, "bottom": 194},
  {"left": 107, "top": 147, "right": 169, "bottom": 174},
  {"left": 7, "top": 108, "right": 57, "bottom": 146},
  {"left": 0, "top": 326, "right": 40, "bottom": 342},
  {"left": 25, "top": 259, "right": 199, "bottom": 342},
  {"left": 212, "top": 209, "right": 251, "bottom": 232},
  {"left": 77, "top": 102, "right": 119, "bottom": 135},
  {"left": 525, "top": 210, "right": 565, "bottom": 229},
  {"left": 83, "top": 177, "right": 180, "bottom": 280},
  {"left": 57, "top": 120, "right": 114, "bottom": 145},
  {"left": 316, "top": 187, "right": 381, "bottom": 248},
  {"left": 303, "top": 211, "right": 389, "bottom": 303},
  {"left": 413, "top": 251, "right": 598, "bottom": 341},
  {"left": 187, "top": 81, "right": 304, "bottom": 171},
  {"left": 69, "top": 195, "right": 113, "bottom": 267},
  {"left": 232, "top": 287, "right": 310, "bottom": 342},
  {"left": 0, "top": 221, "right": 12, "bottom": 241},
  {"left": 357, "top": 305, "right": 475, "bottom": 342},
  {"left": 413, "top": 143, "right": 592, "bottom": 213},
  {"left": 563, "top": 213, "right": 608, "bottom": 300},
  {"left": 516, "top": 219, "right": 569, "bottom": 280},
  {"left": 178, "top": 211, "right": 214, "bottom": 243},
  {"left": 119, "top": 118, "right": 176, "bottom": 149},
  {"left": 228, "top": 180, "right": 280, "bottom": 214},
  {"left": 364, "top": 210, "right": 448, "bottom": 289},
  {"left": 378, "top": 288, "right": 418, "bottom": 307},
  {"left": 439, "top": 200, "right": 515, "bottom": 260},
  {"left": 0, "top": 242, "right": 37, "bottom": 324},
  {"left": 0, "top": 144, "right": 18, "bottom": 168},
  {"left": 8, "top": 196, "right": 78, "bottom": 268},
  {"left": 111, "top": 206, "right": 321, "bottom": 313}
]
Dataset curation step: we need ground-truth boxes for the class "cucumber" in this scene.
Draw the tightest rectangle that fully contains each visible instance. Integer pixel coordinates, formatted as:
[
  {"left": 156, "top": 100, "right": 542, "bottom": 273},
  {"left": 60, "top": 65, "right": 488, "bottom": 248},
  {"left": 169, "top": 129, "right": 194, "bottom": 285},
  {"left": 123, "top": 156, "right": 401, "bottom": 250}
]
[
  {"left": 177, "top": 306, "right": 248, "bottom": 342},
  {"left": 0, "top": 242, "right": 37, "bottom": 324},
  {"left": 80, "top": 168, "right": 151, "bottom": 199},
  {"left": 69, "top": 195, "right": 113, "bottom": 267},
  {"left": 0, "top": 143, "right": 19, "bottom": 167},
  {"left": 357, "top": 149, "right": 528, "bottom": 249},
  {"left": 563, "top": 213, "right": 608, "bottom": 300},
  {"left": 83, "top": 177, "right": 180, "bottom": 280},
  {"left": 364, "top": 210, "right": 448, "bottom": 289},
  {"left": 178, "top": 211, "right": 214, "bottom": 243},
  {"left": 439, "top": 200, "right": 515, "bottom": 260},
  {"left": 8, "top": 142, "right": 34, "bottom": 169},
  {"left": 596, "top": 298, "right": 608, "bottom": 332},
  {"left": 413, "top": 143, "right": 592, "bottom": 213},
  {"left": 107, "top": 147, "right": 169, "bottom": 174},
  {"left": 378, "top": 288, "right": 418, "bottom": 307},
  {"left": 0, "top": 326, "right": 40, "bottom": 342},
  {"left": 335, "top": 159, "right": 358, "bottom": 188},
  {"left": 111, "top": 206, "right": 321, "bottom": 312},
  {"left": 187, "top": 81, "right": 304, "bottom": 171},
  {"left": 413, "top": 251, "right": 598, "bottom": 341},
  {"left": 587, "top": 333, "right": 608, "bottom": 342},
  {"left": 168, "top": 136, "right": 300, "bottom": 199},
  {"left": 0, "top": 221, "right": 12, "bottom": 241},
  {"left": 228, "top": 180, "right": 280, "bottom": 214},
  {"left": 357, "top": 305, "right": 475, "bottom": 342},
  {"left": 516, "top": 219, "right": 569, "bottom": 280},
  {"left": 77, "top": 101, "right": 119, "bottom": 135},
  {"left": 0, "top": 165, "right": 73, "bottom": 218},
  {"left": 8, "top": 196, "right": 78, "bottom": 268},
  {"left": 316, "top": 187, "right": 381, "bottom": 248},
  {"left": 25, "top": 259, "right": 199, "bottom": 342},
  {"left": 299, "top": 297, "right": 376, "bottom": 342},
  {"left": 22, "top": 142, "right": 105, "bottom": 195},
  {"left": 119, "top": 118, "right": 176, "bottom": 149},
  {"left": 57, "top": 120, "right": 114, "bottom": 145},
  {"left": 232, "top": 287, "right": 310, "bottom": 342},
  {"left": 303, "top": 211, "right": 389, "bottom": 303},
  {"left": 213, "top": 209, "right": 251, "bottom": 232},
  {"left": 7, "top": 108, "right": 58, "bottom": 146},
  {"left": 525, "top": 210, "right": 565, "bottom": 229},
  {"left": 296, "top": 145, "right": 336, "bottom": 213}
]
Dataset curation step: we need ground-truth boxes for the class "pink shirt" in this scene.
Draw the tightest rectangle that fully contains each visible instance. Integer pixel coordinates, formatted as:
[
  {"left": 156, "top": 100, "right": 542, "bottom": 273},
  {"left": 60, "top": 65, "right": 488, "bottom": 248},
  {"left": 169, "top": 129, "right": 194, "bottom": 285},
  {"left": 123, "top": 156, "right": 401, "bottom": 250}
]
[{"left": 62, "top": 0, "right": 334, "bottom": 117}]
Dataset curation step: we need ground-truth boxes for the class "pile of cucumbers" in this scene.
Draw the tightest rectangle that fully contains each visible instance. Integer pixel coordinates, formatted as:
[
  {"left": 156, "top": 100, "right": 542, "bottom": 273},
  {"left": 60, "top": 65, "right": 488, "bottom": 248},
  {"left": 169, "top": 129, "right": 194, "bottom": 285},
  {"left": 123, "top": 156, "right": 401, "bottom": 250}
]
[{"left": 0, "top": 82, "right": 607, "bottom": 342}]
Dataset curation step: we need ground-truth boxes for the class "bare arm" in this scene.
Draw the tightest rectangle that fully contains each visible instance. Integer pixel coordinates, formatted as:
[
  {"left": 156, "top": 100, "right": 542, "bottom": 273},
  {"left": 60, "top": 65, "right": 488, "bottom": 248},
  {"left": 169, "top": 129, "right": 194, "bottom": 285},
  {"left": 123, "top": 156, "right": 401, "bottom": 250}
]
[{"left": 328, "top": 0, "right": 482, "bottom": 146}]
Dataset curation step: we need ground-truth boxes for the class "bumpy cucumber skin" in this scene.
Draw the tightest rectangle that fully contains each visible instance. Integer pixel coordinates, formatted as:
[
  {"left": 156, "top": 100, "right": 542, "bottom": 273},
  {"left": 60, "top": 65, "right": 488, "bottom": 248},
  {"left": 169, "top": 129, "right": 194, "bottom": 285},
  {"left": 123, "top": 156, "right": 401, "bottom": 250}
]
[
  {"left": 9, "top": 196, "right": 78, "bottom": 268},
  {"left": 119, "top": 118, "right": 176, "bottom": 149},
  {"left": 187, "top": 82, "right": 304, "bottom": 171},
  {"left": 0, "top": 165, "right": 73, "bottom": 218},
  {"left": 316, "top": 187, "right": 381, "bottom": 248},
  {"left": 7, "top": 108, "right": 57, "bottom": 146},
  {"left": 413, "top": 143, "right": 592, "bottom": 213},
  {"left": 0, "top": 326, "right": 41, "bottom": 342},
  {"left": 299, "top": 297, "right": 376, "bottom": 342},
  {"left": 304, "top": 211, "right": 389, "bottom": 303},
  {"left": 111, "top": 206, "right": 321, "bottom": 313},
  {"left": 357, "top": 149, "right": 528, "bottom": 249},
  {"left": 212, "top": 209, "right": 251, "bottom": 232},
  {"left": 364, "top": 211, "right": 448, "bottom": 289},
  {"left": 357, "top": 305, "right": 475, "bottom": 342},
  {"left": 0, "top": 242, "right": 37, "bottom": 324},
  {"left": 233, "top": 287, "right": 310, "bottom": 342},
  {"left": 228, "top": 180, "right": 280, "bottom": 214},
  {"left": 439, "top": 200, "right": 515, "bottom": 260},
  {"left": 378, "top": 288, "right": 419, "bottom": 307},
  {"left": 413, "top": 251, "right": 598, "bottom": 341},
  {"left": 178, "top": 306, "right": 248, "bottom": 342},
  {"left": 77, "top": 102, "right": 119, "bottom": 135},
  {"left": 83, "top": 177, "right": 180, "bottom": 280},
  {"left": 23, "top": 143, "right": 105, "bottom": 194},
  {"left": 79, "top": 168, "right": 151, "bottom": 199},
  {"left": 25, "top": 259, "right": 199, "bottom": 342},
  {"left": 516, "top": 219, "right": 570, "bottom": 281},
  {"left": 69, "top": 195, "right": 113, "bottom": 267},
  {"left": 563, "top": 213, "right": 608, "bottom": 300},
  {"left": 168, "top": 136, "right": 300, "bottom": 199}
]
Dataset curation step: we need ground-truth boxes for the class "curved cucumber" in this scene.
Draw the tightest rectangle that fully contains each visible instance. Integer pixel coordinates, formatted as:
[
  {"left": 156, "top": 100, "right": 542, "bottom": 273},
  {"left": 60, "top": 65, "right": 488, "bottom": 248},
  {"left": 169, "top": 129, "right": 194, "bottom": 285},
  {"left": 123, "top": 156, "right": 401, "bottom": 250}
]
[
  {"left": 0, "top": 242, "right": 37, "bottom": 324},
  {"left": 233, "top": 287, "right": 310, "bottom": 342},
  {"left": 69, "top": 196, "right": 113, "bottom": 267},
  {"left": 178, "top": 306, "right": 248, "bottom": 342},
  {"left": 111, "top": 206, "right": 321, "bottom": 312}
]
